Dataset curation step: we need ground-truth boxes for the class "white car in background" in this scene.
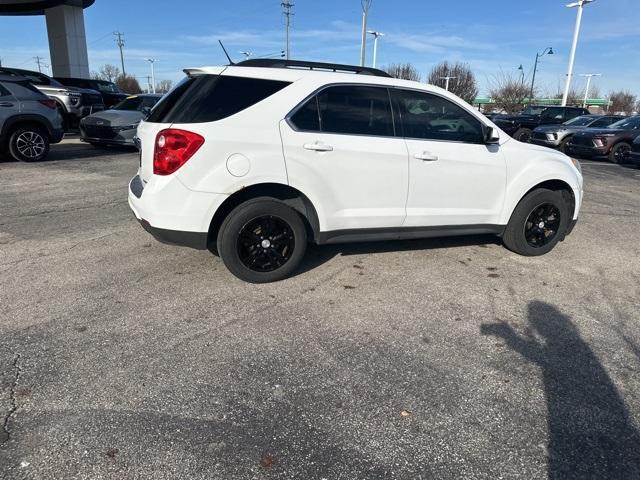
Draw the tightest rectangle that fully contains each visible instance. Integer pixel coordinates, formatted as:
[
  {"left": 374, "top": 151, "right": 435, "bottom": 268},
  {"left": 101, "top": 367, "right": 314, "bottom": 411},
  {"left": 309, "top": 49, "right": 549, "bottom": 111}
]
[{"left": 128, "top": 59, "right": 583, "bottom": 283}]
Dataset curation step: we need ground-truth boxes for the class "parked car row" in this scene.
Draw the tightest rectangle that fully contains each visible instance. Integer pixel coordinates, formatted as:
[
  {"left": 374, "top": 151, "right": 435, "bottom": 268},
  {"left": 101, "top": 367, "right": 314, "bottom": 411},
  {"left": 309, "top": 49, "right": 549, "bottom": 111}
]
[
  {"left": 0, "top": 65, "right": 161, "bottom": 162},
  {"left": 490, "top": 105, "right": 640, "bottom": 166}
]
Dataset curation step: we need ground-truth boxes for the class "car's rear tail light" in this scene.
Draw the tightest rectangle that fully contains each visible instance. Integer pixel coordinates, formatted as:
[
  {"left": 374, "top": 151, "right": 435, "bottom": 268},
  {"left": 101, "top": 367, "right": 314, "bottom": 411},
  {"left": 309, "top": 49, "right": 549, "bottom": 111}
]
[
  {"left": 153, "top": 128, "right": 204, "bottom": 176},
  {"left": 38, "top": 99, "right": 57, "bottom": 109}
]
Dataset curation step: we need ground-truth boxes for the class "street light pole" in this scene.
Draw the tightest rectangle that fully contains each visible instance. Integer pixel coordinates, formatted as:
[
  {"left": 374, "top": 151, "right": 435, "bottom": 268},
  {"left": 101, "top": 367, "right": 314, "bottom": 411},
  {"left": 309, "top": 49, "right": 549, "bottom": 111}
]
[
  {"left": 145, "top": 58, "right": 156, "bottom": 94},
  {"left": 366, "top": 30, "right": 384, "bottom": 68},
  {"left": 440, "top": 76, "right": 457, "bottom": 91},
  {"left": 359, "top": 0, "right": 372, "bottom": 67},
  {"left": 529, "top": 47, "right": 554, "bottom": 106},
  {"left": 579, "top": 73, "right": 601, "bottom": 108},
  {"left": 562, "top": 0, "right": 595, "bottom": 106}
]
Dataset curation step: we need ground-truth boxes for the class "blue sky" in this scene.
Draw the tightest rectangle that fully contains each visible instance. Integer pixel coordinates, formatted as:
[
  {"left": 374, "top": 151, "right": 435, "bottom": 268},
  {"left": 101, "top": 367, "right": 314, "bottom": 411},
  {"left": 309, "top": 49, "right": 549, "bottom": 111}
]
[{"left": 1, "top": 0, "right": 638, "bottom": 97}]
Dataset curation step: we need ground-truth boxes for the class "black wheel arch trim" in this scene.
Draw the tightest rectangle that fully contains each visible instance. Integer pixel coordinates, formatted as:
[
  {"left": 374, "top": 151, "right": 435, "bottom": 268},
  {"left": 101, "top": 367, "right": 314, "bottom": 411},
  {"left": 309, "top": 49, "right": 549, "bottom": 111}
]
[{"left": 1, "top": 114, "right": 56, "bottom": 140}]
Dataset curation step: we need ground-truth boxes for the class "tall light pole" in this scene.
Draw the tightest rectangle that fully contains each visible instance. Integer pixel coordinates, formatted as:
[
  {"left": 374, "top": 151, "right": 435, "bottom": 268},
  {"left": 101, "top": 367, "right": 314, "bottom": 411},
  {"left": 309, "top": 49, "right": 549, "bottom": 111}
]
[
  {"left": 579, "top": 73, "right": 601, "bottom": 108},
  {"left": 440, "top": 76, "right": 457, "bottom": 92},
  {"left": 145, "top": 58, "right": 156, "bottom": 94},
  {"left": 518, "top": 64, "right": 525, "bottom": 84},
  {"left": 366, "top": 30, "right": 384, "bottom": 68},
  {"left": 562, "top": 0, "right": 595, "bottom": 106},
  {"left": 529, "top": 47, "right": 554, "bottom": 105},
  {"left": 359, "top": 0, "right": 372, "bottom": 67}
]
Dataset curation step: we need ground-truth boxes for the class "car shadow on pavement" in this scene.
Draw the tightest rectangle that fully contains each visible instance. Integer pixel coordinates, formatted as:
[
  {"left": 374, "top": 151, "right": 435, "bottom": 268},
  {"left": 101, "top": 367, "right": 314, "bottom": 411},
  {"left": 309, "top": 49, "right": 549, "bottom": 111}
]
[
  {"left": 481, "top": 301, "right": 640, "bottom": 479},
  {"left": 296, "top": 234, "right": 501, "bottom": 276}
]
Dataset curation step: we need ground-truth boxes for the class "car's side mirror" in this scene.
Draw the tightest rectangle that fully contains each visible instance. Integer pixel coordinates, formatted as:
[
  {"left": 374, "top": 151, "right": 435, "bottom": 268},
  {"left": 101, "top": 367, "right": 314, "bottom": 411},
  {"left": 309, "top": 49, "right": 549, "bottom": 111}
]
[{"left": 484, "top": 126, "right": 500, "bottom": 144}]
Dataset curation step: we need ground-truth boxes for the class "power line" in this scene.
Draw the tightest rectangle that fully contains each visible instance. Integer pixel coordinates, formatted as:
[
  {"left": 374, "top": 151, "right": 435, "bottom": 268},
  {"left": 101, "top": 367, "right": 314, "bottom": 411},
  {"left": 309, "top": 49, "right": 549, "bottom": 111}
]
[
  {"left": 281, "top": 0, "right": 294, "bottom": 60},
  {"left": 114, "top": 31, "right": 126, "bottom": 76}
]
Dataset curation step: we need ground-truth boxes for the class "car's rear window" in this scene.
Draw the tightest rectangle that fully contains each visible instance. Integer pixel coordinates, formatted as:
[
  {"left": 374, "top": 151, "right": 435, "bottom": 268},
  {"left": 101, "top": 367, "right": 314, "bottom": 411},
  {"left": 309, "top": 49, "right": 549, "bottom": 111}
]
[{"left": 146, "top": 75, "right": 290, "bottom": 124}]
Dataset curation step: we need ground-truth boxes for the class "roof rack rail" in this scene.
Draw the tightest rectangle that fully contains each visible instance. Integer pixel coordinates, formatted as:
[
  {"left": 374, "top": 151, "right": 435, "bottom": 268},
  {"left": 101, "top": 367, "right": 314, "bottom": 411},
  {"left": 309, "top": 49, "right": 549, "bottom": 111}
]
[{"left": 234, "top": 59, "right": 392, "bottom": 78}]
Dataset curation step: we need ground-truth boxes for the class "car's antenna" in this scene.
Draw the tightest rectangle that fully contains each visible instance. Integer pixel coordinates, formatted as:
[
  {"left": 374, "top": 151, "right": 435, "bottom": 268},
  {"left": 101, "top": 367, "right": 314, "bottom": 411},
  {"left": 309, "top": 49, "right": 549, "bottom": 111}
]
[{"left": 218, "top": 40, "right": 235, "bottom": 65}]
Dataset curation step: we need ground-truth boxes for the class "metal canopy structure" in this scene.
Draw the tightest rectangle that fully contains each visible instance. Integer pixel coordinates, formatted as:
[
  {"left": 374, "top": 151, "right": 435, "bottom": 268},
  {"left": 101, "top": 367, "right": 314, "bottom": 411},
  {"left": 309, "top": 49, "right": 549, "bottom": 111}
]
[{"left": 0, "top": 0, "right": 95, "bottom": 78}]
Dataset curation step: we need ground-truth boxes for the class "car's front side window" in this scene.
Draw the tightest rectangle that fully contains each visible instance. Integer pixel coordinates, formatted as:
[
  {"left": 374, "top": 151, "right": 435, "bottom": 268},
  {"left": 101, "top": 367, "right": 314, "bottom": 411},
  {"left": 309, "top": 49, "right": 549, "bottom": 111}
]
[{"left": 392, "top": 89, "right": 483, "bottom": 143}]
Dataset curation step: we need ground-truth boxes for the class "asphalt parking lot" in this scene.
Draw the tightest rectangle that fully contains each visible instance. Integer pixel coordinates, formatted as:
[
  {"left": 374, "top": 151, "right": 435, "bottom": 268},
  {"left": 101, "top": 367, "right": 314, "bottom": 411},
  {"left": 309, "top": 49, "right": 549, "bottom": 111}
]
[{"left": 1, "top": 140, "right": 639, "bottom": 479}]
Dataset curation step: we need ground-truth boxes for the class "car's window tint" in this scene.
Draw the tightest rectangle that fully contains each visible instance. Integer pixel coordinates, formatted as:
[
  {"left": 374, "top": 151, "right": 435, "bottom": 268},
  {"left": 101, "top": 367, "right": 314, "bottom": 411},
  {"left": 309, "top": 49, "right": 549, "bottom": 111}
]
[
  {"left": 591, "top": 117, "right": 616, "bottom": 128},
  {"left": 314, "top": 86, "right": 394, "bottom": 137},
  {"left": 542, "top": 107, "right": 564, "bottom": 120},
  {"left": 147, "top": 75, "right": 289, "bottom": 124},
  {"left": 290, "top": 96, "right": 321, "bottom": 131},
  {"left": 393, "top": 89, "right": 483, "bottom": 143}
]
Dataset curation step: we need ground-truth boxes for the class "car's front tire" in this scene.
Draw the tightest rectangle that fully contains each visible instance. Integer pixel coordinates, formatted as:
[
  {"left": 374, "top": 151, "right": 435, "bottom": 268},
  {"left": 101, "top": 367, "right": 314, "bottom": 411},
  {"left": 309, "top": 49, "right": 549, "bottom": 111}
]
[
  {"left": 8, "top": 126, "right": 50, "bottom": 162},
  {"left": 514, "top": 128, "right": 533, "bottom": 143},
  {"left": 609, "top": 142, "right": 631, "bottom": 164},
  {"left": 503, "top": 188, "right": 571, "bottom": 256},
  {"left": 559, "top": 136, "right": 572, "bottom": 154},
  {"left": 217, "top": 198, "right": 308, "bottom": 283}
]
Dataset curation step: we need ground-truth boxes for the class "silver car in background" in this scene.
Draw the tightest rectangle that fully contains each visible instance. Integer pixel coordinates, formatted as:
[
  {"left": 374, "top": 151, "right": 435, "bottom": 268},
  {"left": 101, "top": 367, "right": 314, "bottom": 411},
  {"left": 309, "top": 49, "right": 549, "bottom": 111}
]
[
  {"left": 80, "top": 94, "right": 162, "bottom": 147},
  {"left": 531, "top": 115, "right": 625, "bottom": 153},
  {"left": 0, "top": 73, "right": 64, "bottom": 162}
]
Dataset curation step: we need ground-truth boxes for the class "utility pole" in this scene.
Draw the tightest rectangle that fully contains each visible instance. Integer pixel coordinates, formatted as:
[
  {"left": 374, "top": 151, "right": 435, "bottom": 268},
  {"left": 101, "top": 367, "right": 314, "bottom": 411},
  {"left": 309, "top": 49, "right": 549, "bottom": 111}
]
[
  {"left": 367, "top": 30, "right": 384, "bottom": 68},
  {"left": 145, "top": 58, "right": 156, "bottom": 93},
  {"left": 114, "top": 31, "right": 126, "bottom": 76},
  {"left": 440, "top": 76, "right": 457, "bottom": 92},
  {"left": 579, "top": 73, "right": 601, "bottom": 108},
  {"left": 562, "top": 0, "right": 595, "bottom": 106},
  {"left": 359, "top": 0, "right": 372, "bottom": 67},
  {"left": 281, "top": 1, "right": 294, "bottom": 60},
  {"left": 34, "top": 56, "right": 45, "bottom": 73}
]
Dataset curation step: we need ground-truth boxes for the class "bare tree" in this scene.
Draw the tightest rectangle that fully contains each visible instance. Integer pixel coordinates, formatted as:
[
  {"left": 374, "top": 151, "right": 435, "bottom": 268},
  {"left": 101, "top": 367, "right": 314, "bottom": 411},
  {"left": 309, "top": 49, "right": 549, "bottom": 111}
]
[
  {"left": 381, "top": 63, "right": 421, "bottom": 82},
  {"left": 92, "top": 64, "right": 121, "bottom": 83},
  {"left": 427, "top": 61, "right": 478, "bottom": 104},
  {"left": 488, "top": 71, "right": 530, "bottom": 114},
  {"left": 155, "top": 79, "right": 173, "bottom": 94},
  {"left": 607, "top": 90, "right": 637, "bottom": 114},
  {"left": 116, "top": 74, "right": 142, "bottom": 94}
]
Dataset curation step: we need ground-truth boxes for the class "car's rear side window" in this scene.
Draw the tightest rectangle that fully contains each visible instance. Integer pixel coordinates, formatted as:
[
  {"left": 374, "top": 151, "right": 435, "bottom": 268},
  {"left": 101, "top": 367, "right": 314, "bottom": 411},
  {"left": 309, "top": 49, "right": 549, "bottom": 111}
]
[
  {"left": 0, "top": 83, "right": 11, "bottom": 97},
  {"left": 146, "top": 75, "right": 290, "bottom": 124},
  {"left": 290, "top": 85, "right": 394, "bottom": 137}
]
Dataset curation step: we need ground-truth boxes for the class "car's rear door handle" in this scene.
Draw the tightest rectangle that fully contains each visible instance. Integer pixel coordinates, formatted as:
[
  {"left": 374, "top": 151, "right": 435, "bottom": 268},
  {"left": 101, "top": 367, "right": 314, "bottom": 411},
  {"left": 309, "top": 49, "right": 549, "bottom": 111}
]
[
  {"left": 303, "top": 142, "right": 333, "bottom": 152},
  {"left": 415, "top": 152, "right": 438, "bottom": 161},
  {"left": 0, "top": 102, "right": 14, "bottom": 107}
]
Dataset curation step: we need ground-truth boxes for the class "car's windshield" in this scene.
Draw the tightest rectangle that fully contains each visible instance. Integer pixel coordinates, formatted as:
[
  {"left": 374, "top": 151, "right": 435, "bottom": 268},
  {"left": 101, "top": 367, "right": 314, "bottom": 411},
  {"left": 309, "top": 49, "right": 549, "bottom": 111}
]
[
  {"left": 93, "top": 81, "right": 120, "bottom": 93},
  {"left": 522, "top": 106, "right": 547, "bottom": 115},
  {"left": 564, "top": 116, "right": 595, "bottom": 126},
  {"left": 608, "top": 116, "right": 640, "bottom": 130},
  {"left": 112, "top": 95, "right": 159, "bottom": 111}
]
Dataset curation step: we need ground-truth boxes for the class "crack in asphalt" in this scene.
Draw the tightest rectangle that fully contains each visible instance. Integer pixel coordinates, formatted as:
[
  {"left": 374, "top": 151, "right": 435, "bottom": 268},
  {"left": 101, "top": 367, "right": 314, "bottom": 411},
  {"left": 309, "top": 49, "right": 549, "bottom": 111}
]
[
  {"left": 1, "top": 353, "right": 22, "bottom": 445},
  {"left": 0, "top": 199, "right": 127, "bottom": 223}
]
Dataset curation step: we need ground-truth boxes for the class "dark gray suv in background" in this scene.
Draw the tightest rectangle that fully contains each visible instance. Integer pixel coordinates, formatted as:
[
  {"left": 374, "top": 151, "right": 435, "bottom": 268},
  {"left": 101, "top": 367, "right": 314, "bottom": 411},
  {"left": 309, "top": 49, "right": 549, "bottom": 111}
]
[
  {"left": 0, "top": 73, "right": 64, "bottom": 162},
  {"left": 531, "top": 115, "right": 625, "bottom": 153}
]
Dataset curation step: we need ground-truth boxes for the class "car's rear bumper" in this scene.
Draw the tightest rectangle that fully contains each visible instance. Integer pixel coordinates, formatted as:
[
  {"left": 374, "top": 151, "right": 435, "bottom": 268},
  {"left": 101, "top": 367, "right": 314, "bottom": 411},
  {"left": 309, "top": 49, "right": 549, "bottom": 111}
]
[
  {"left": 51, "top": 127, "right": 64, "bottom": 144},
  {"left": 128, "top": 174, "right": 228, "bottom": 250}
]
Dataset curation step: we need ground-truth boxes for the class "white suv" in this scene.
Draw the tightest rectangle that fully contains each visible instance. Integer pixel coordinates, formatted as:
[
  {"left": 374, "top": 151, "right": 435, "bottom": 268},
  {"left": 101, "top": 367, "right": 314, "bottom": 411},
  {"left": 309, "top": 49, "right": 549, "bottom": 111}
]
[{"left": 128, "top": 59, "right": 583, "bottom": 283}]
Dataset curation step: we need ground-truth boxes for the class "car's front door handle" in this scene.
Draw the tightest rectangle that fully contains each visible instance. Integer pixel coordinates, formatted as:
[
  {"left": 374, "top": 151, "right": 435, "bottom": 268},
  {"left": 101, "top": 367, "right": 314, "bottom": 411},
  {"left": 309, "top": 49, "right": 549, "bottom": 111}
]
[
  {"left": 415, "top": 152, "right": 438, "bottom": 161},
  {"left": 303, "top": 142, "right": 333, "bottom": 152},
  {"left": 0, "top": 102, "right": 14, "bottom": 107}
]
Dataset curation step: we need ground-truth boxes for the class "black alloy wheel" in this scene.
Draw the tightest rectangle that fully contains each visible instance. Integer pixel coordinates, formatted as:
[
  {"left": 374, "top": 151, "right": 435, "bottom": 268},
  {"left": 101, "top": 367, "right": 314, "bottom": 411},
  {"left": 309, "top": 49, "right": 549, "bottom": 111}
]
[
  {"left": 524, "top": 203, "right": 561, "bottom": 248},
  {"left": 237, "top": 215, "right": 295, "bottom": 272}
]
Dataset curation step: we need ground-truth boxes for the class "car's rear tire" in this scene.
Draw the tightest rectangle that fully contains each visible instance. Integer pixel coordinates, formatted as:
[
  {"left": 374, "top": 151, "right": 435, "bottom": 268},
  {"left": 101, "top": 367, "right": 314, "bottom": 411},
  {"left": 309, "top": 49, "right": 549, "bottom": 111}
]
[
  {"left": 8, "top": 126, "right": 50, "bottom": 162},
  {"left": 514, "top": 128, "right": 533, "bottom": 143},
  {"left": 217, "top": 198, "right": 308, "bottom": 283},
  {"left": 503, "top": 188, "right": 571, "bottom": 256},
  {"left": 609, "top": 142, "right": 631, "bottom": 164}
]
